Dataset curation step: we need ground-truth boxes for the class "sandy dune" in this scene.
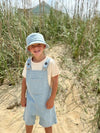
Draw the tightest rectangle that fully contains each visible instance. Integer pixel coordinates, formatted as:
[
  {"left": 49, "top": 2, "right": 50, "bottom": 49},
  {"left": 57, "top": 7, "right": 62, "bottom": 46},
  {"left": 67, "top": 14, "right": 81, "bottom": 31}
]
[
  {"left": 0, "top": 82, "right": 88, "bottom": 133},
  {"left": 0, "top": 45, "right": 91, "bottom": 133}
]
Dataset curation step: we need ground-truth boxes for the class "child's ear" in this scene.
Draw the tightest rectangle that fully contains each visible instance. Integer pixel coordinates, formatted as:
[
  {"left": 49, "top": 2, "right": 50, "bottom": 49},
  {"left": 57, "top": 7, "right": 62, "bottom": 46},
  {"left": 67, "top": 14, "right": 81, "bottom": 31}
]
[{"left": 28, "top": 46, "right": 31, "bottom": 51}]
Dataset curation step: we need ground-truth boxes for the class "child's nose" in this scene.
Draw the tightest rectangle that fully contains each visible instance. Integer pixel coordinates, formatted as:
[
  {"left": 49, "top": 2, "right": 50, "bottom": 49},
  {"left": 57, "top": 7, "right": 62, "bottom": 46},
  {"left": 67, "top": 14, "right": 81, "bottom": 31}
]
[{"left": 33, "top": 45, "right": 39, "bottom": 48}]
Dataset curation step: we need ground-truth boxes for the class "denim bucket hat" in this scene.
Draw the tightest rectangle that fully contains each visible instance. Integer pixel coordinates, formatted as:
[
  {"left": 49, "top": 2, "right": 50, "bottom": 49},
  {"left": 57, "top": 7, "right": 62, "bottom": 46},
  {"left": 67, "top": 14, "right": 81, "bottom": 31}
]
[{"left": 26, "top": 33, "right": 49, "bottom": 51}]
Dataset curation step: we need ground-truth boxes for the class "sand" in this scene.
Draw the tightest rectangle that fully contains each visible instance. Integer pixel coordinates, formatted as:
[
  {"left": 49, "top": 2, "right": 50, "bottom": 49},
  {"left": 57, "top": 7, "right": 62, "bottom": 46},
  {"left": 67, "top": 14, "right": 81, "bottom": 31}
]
[
  {"left": 0, "top": 83, "right": 86, "bottom": 133},
  {"left": 0, "top": 45, "right": 91, "bottom": 133}
]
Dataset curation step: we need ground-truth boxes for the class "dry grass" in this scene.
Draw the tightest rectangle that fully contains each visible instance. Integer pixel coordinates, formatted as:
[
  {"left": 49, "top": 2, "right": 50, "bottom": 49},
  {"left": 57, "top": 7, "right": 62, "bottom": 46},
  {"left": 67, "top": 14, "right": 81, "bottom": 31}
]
[{"left": 0, "top": 0, "right": 100, "bottom": 132}]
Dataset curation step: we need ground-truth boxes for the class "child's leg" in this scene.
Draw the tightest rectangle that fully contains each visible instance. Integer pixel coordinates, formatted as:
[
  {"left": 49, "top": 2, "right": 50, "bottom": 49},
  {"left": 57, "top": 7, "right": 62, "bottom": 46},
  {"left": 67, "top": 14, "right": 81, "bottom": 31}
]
[
  {"left": 26, "top": 125, "right": 33, "bottom": 133},
  {"left": 44, "top": 126, "right": 52, "bottom": 133}
]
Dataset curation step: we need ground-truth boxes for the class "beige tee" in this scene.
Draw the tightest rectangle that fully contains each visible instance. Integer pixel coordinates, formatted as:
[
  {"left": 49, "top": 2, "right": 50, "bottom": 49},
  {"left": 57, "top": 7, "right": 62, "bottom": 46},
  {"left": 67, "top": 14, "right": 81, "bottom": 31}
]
[{"left": 22, "top": 56, "right": 59, "bottom": 87}]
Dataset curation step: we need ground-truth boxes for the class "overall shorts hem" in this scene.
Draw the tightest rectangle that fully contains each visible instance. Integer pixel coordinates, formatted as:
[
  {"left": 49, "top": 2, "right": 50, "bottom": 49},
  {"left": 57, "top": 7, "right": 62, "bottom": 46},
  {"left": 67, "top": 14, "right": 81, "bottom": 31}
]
[
  {"left": 24, "top": 121, "right": 35, "bottom": 126},
  {"left": 23, "top": 116, "right": 36, "bottom": 126},
  {"left": 23, "top": 112, "right": 57, "bottom": 127},
  {"left": 39, "top": 120, "right": 57, "bottom": 128}
]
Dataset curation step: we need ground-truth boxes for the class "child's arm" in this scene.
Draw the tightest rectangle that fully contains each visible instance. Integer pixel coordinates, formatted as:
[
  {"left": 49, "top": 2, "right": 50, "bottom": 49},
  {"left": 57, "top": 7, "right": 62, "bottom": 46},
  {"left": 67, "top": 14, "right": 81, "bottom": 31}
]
[
  {"left": 46, "top": 75, "right": 58, "bottom": 109},
  {"left": 21, "top": 77, "right": 27, "bottom": 107}
]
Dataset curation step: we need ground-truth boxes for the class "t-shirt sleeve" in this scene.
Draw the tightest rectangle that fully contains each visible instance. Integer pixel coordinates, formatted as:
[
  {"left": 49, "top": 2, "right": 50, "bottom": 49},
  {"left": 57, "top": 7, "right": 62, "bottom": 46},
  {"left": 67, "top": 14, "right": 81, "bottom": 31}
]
[
  {"left": 49, "top": 58, "right": 60, "bottom": 77},
  {"left": 22, "top": 62, "right": 27, "bottom": 78}
]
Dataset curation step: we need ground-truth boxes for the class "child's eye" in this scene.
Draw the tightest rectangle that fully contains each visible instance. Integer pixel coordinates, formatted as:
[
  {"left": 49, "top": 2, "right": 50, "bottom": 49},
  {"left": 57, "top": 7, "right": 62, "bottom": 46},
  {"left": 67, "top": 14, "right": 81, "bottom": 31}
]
[
  {"left": 31, "top": 45, "right": 34, "bottom": 48},
  {"left": 38, "top": 44, "right": 42, "bottom": 47}
]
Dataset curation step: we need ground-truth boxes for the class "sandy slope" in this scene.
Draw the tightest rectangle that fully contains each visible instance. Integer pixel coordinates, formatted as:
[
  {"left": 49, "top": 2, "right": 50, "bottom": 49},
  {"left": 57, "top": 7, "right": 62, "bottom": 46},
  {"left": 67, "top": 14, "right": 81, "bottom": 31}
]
[
  {"left": 0, "top": 45, "right": 90, "bottom": 133},
  {"left": 0, "top": 83, "right": 87, "bottom": 133}
]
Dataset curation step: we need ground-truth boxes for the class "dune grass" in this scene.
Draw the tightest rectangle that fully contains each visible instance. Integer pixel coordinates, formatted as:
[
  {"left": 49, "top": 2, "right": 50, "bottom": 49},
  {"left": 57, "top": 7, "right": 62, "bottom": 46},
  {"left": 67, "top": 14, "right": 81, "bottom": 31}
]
[{"left": 0, "top": 0, "right": 100, "bottom": 132}]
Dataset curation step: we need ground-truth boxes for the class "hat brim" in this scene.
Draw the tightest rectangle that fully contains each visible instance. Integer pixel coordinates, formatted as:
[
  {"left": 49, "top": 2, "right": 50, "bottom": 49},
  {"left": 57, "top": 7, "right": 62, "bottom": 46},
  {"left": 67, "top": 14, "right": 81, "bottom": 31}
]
[{"left": 26, "top": 41, "right": 49, "bottom": 52}]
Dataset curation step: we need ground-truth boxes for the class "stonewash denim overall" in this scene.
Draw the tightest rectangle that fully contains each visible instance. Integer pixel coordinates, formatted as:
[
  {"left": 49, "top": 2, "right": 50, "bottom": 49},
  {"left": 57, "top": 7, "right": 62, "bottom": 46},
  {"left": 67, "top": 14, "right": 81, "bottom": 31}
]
[{"left": 23, "top": 57, "right": 57, "bottom": 127}]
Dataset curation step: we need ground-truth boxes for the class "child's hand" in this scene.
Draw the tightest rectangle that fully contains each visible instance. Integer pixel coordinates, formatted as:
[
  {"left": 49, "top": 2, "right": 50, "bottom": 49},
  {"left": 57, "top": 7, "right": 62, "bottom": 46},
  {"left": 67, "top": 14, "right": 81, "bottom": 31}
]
[
  {"left": 21, "top": 97, "right": 26, "bottom": 107},
  {"left": 46, "top": 97, "right": 54, "bottom": 109}
]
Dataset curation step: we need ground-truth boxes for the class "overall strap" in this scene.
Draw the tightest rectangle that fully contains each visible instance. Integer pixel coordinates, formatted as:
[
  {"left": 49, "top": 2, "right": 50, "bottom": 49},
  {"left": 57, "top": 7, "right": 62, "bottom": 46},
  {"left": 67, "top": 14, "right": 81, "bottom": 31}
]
[
  {"left": 26, "top": 57, "right": 31, "bottom": 70},
  {"left": 43, "top": 57, "right": 51, "bottom": 71}
]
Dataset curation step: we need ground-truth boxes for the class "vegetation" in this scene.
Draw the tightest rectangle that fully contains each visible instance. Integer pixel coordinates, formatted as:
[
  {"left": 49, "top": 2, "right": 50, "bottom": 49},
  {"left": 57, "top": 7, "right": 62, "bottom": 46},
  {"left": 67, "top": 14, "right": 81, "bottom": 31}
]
[{"left": 0, "top": 0, "right": 100, "bottom": 132}]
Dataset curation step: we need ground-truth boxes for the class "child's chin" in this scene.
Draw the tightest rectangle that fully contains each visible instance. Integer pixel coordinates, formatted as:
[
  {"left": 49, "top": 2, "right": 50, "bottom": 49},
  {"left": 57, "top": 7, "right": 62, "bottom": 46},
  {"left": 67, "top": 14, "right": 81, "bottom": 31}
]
[{"left": 33, "top": 53, "right": 41, "bottom": 57}]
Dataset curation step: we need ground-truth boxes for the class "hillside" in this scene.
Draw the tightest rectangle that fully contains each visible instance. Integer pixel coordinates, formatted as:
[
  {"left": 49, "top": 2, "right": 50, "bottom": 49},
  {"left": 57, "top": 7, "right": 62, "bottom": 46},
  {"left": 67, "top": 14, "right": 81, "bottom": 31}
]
[
  {"left": 18, "top": 1, "right": 54, "bottom": 15},
  {"left": 32, "top": 1, "right": 51, "bottom": 14}
]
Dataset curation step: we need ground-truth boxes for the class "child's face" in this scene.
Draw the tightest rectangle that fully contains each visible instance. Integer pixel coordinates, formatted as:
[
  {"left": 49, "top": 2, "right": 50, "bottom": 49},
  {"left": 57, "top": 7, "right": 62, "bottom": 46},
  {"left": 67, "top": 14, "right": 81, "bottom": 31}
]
[{"left": 28, "top": 43, "right": 46, "bottom": 57}]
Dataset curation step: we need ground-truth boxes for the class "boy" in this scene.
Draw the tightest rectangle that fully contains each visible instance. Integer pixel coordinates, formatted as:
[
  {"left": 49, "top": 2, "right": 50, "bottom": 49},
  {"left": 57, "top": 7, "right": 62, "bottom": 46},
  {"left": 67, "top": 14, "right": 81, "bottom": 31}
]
[{"left": 21, "top": 33, "right": 59, "bottom": 133}]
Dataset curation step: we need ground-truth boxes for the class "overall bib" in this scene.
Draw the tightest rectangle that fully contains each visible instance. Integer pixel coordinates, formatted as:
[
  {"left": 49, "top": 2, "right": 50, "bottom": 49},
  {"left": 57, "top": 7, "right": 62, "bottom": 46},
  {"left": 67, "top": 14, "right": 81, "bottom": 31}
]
[{"left": 23, "top": 57, "right": 57, "bottom": 127}]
